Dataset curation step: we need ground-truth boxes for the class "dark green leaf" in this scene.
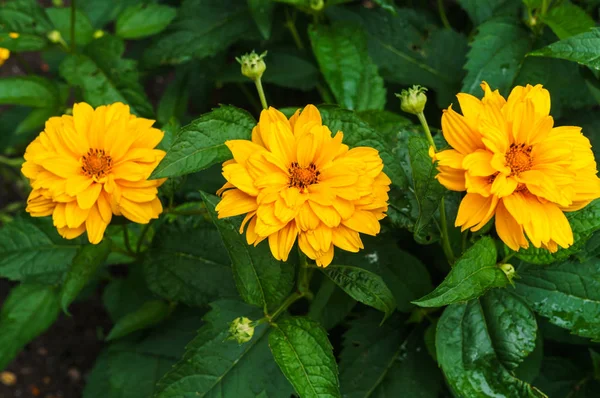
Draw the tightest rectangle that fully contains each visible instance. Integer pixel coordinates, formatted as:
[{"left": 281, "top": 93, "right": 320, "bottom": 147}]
[
  {"left": 0, "top": 284, "right": 61, "bottom": 370},
  {"left": 339, "top": 311, "right": 442, "bottom": 398},
  {"left": 358, "top": 110, "right": 411, "bottom": 136},
  {"left": 0, "top": 76, "right": 60, "bottom": 108},
  {"left": 157, "top": 68, "right": 190, "bottom": 125},
  {"left": 462, "top": 18, "right": 532, "bottom": 96},
  {"left": 106, "top": 300, "right": 171, "bottom": 341},
  {"left": 457, "top": 0, "right": 522, "bottom": 25},
  {"left": 514, "top": 259, "right": 600, "bottom": 340},
  {"left": 248, "top": 0, "right": 275, "bottom": 39},
  {"left": 541, "top": 1, "right": 595, "bottom": 40},
  {"left": 46, "top": 7, "right": 95, "bottom": 47},
  {"left": 78, "top": 0, "right": 139, "bottom": 28},
  {"left": 269, "top": 317, "right": 340, "bottom": 398},
  {"left": 309, "top": 22, "right": 386, "bottom": 111},
  {"left": 116, "top": 4, "right": 177, "bottom": 39},
  {"left": 413, "top": 237, "right": 508, "bottom": 307},
  {"left": 155, "top": 300, "right": 292, "bottom": 398},
  {"left": 322, "top": 265, "right": 396, "bottom": 320},
  {"left": 151, "top": 105, "right": 255, "bottom": 179},
  {"left": 0, "top": 0, "right": 53, "bottom": 35},
  {"left": 515, "top": 333, "right": 544, "bottom": 384},
  {"left": 532, "top": 357, "right": 590, "bottom": 398},
  {"left": 437, "top": 296, "right": 544, "bottom": 397},
  {"left": 0, "top": 32, "right": 46, "bottom": 52},
  {"left": 202, "top": 192, "right": 295, "bottom": 311},
  {"left": 102, "top": 265, "right": 155, "bottom": 322},
  {"left": 529, "top": 28, "right": 600, "bottom": 70},
  {"left": 308, "top": 277, "right": 356, "bottom": 330},
  {"left": 14, "top": 107, "right": 61, "bottom": 136},
  {"left": 60, "top": 240, "right": 112, "bottom": 313},
  {"left": 591, "top": 349, "right": 600, "bottom": 380}
]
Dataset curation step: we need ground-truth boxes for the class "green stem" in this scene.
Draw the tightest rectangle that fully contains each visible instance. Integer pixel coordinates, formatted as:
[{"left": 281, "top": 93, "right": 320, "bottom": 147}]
[
  {"left": 136, "top": 223, "right": 152, "bottom": 254},
  {"left": 268, "top": 292, "right": 303, "bottom": 322},
  {"left": 501, "top": 252, "right": 515, "bottom": 264},
  {"left": 0, "top": 155, "right": 23, "bottom": 168},
  {"left": 122, "top": 224, "right": 134, "bottom": 255},
  {"left": 297, "top": 251, "right": 315, "bottom": 300},
  {"left": 70, "top": 0, "right": 76, "bottom": 53},
  {"left": 416, "top": 112, "right": 436, "bottom": 151},
  {"left": 254, "top": 78, "right": 268, "bottom": 110},
  {"left": 437, "top": 0, "right": 451, "bottom": 29},
  {"left": 285, "top": 9, "right": 305, "bottom": 51}
]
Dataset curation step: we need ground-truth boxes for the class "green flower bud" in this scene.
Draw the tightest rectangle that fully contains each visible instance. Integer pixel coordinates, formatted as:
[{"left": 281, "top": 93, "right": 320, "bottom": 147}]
[
  {"left": 499, "top": 263, "right": 516, "bottom": 284},
  {"left": 47, "top": 30, "right": 64, "bottom": 44},
  {"left": 310, "top": 0, "right": 324, "bottom": 11},
  {"left": 93, "top": 30, "right": 105, "bottom": 39},
  {"left": 227, "top": 317, "right": 255, "bottom": 344},
  {"left": 236, "top": 50, "right": 267, "bottom": 81},
  {"left": 396, "top": 85, "right": 428, "bottom": 115}
]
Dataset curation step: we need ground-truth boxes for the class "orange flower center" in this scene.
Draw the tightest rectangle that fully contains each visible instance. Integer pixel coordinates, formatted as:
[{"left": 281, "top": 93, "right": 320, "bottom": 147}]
[
  {"left": 81, "top": 148, "right": 112, "bottom": 178},
  {"left": 505, "top": 143, "right": 532, "bottom": 175},
  {"left": 289, "top": 162, "right": 320, "bottom": 189}
]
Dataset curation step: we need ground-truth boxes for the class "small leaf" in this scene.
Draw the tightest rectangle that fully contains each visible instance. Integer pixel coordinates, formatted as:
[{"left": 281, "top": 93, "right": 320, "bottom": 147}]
[
  {"left": 151, "top": 105, "right": 256, "bottom": 179},
  {"left": 0, "top": 76, "right": 60, "bottom": 108},
  {"left": 540, "top": 1, "right": 595, "bottom": 40},
  {"left": 309, "top": 22, "right": 386, "bottom": 111},
  {"left": 46, "top": 7, "right": 95, "bottom": 47},
  {"left": 116, "top": 4, "right": 177, "bottom": 39},
  {"left": 413, "top": 237, "right": 508, "bottom": 307},
  {"left": 202, "top": 192, "right": 295, "bottom": 311},
  {"left": 248, "top": 0, "right": 275, "bottom": 39},
  {"left": 60, "top": 239, "right": 112, "bottom": 313},
  {"left": 529, "top": 28, "right": 600, "bottom": 70},
  {"left": 0, "top": 284, "right": 61, "bottom": 370},
  {"left": 269, "top": 317, "right": 341, "bottom": 398},
  {"left": 106, "top": 300, "right": 171, "bottom": 341}
]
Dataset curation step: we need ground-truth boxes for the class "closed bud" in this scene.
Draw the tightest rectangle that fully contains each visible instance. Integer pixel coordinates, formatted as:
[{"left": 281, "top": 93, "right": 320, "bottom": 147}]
[
  {"left": 396, "top": 85, "right": 428, "bottom": 115},
  {"left": 9, "top": 32, "right": 19, "bottom": 39},
  {"left": 236, "top": 50, "right": 267, "bottom": 81},
  {"left": 47, "top": 30, "right": 64, "bottom": 44},
  {"left": 93, "top": 30, "right": 105, "bottom": 39},
  {"left": 227, "top": 317, "right": 255, "bottom": 344},
  {"left": 499, "top": 263, "right": 516, "bottom": 284}
]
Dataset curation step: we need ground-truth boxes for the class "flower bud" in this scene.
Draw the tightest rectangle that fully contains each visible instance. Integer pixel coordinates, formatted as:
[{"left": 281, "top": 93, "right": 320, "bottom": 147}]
[
  {"left": 93, "top": 30, "right": 105, "bottom": 39},
  {"left": 227, "top": 316, "right": 255, "bottom": 344},
  {"left": 9, "top": 33, "right": 19, "bottom": 39},
  {"left": 310, "top": 0, "right": 324, "bottom": 11},
  {"left": 47, "top": 30, "right": 64, "bottom": 44},
  {"left": 396, "top": 85, "right": 428, "bottom": 115},
  {"left": 499, "top": 263, "right": 516, "bottom": 284},
  {"left": 236, "top": 50, "right": 267, "bottom": 81}
]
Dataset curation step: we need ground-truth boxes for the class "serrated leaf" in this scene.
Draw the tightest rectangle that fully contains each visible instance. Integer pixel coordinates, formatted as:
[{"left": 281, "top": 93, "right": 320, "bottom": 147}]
[
  {"left": 541, "top": 1, "right": 595, "bottom": 40},
  {"left": 515, "top": 199, "right": 600, "bottom": 264},
  {"left": 529, "top": 28, "right": 600, "bottom": 70},
  {"left": 202, "top": 192, "right": 295, "bottom": 311},
  {"left": 457, "top": 0, "right": 522, "bottom": 25},
  {"left": 143, "top": 218, "right": 238, "bottom": 307},
  {"left": 358, "top": 110, "right": 411, "bottom": 136},
  {"left": 514, "top": 259, "right": 600, "bottom": 340},
  {"left": 60, "top": 239, "right": 112, "bottom": 313},
  {"left": 0, "top": 32, "right": 46, "bottom": 52},
  {"left": 106, "top": 300, "right": 171, "bottom": 341},
  {"left": 437, "top": 295, "right": 545, "bottom": 398},
  {"left": 269, "top": 317, "right": 340, "bottom": 398},
  {"left": 0, "top": 218, "right": 81, "bottom": 283},
  {"left": 0, "top": 76, "right": 60, "bottom": 108},
  {"left": 143, "top": 0, "right": 255, "bottom": 67},
  {"left": 339, "top": 311, "right": 442, "bottom": 398},
  {"left": 151, "top": 105, "right": 255, "bottom": 179},
  {"left": 308, "top": 278, "right": 357, "bottom": 330},
  {"left": 322, "top": 265, "right": 396, "bottom": 320},
  {"left": 116, "top": 4, "right": 177, "bottom": 39},
  {"left": 462, "top": 18, "right": 532, "bottom": 96},
  {"left": 248, "top": 0, "right": 275, "bottom": 39},
  {"left": 155, "top": 300, "right": 292, "bottom": 398},
  {"left": 413, "top": 237, "right": 508, "bottom": 307},
  {"left": 0, "top": 284, "right": 61, "bottom": 370},
  {"left": 59, "top": 35, "right": 153, "bottom": 117},
  {"left": 309, "top": 22, "right": 386, "bottom": 111},
  {"left": 46, "top": 7, "right": 95, "bottom": 47}
]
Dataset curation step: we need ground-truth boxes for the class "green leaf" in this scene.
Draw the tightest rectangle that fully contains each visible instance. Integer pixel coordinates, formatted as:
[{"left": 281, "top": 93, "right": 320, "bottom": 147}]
[
  {"left": 413, "top": 237, "right": 509, "bottom": 307},
  {"left": 248, "top": 0, "right": 275, "bottom": 39},
  {"left": 78, "top": 0, "right": 139, "bottom": 28},
  {"left": 318, "top": 106, "right": 406, "bottom": 188},
  {"left": 151, "top": 105, "right": 255, "bottom": 179},
  {"left": 157, "top": 68, "right": 190, "bottom": 125},
  {"left": 46, "top": 7, "right": 95, "bottom": 47},
  {"left": 116, "top": 4, "right": 177, "bottom": 39},
  {"left": 457, "top": 0, "right": 523, "bottom": 25},
  {"left": 328, "top": 6, "right": 468, "bottom": 107},
  {"left": 408, "top": 136, "right": 446, "bottom": 236},
  {"left": 309, "top": 22, "right": 386, "bottom": 111},
  {"left": 0, "top": 32, "right": 46, "bottom": 52},
  {"left": 155, "top": 300, "right": 292, "bottom": 398},
  {"left": 514, "top": 259, "right": 600, "bottom": 340},
  {"left": 59, "top": 35, "right": 153, "bottom": 117},
  {"left": 358, "top": 110, "right": 411, "bottom": 136},
  {"left": 529, "top": 28, "right": 600, "bottom": 70},
  {"left": 541, "top": 1, "right": 595, "bottom": 40},
  {"left": 143, "top": 218, "right": 238, "bottom": 307},
  {"left": 0, "top": 218, "right": 81, "bottom": 283},
  {"left": 60, "top": 240, "right": 112, "bottom": 313},
  {"left": 14, "top": 107, "right": 61, "bottom": 136},
  {"left": 462, "top": 18, "right": 532, "bottom": 96},
  {"left": 515, "top": 199, "right": 600, "bottom": 264},
  {"left": 106, "top": 300, "right": 171, "bottom": 341},
  {"left": 0, "top": 76, "right": 60, "bottom": 108},
  {"left": 436, "top": 295, "right": 544, "bottom": 398},
  {"left": 515, "top": 333, "right": 544, "bottom": 383},
  {"left": 308, "top": 277, "right": 357, "bottom": 330},
  {"left": 322, "top": 265, "right": 396, "bottom": 320},
  {"left": 202, "top": 192, "right": 295, "bottom": 311},
  {"left": 143, "top": 0, "right": 256, "bottom": 67},
  {"left": 0, "top": 284, "right": 61, "bottom": 370},
  {"left": 102, "top": 264, "right": 155, "bottom": 323},
  {"left": 269, "top": 317, "right": 340, "bottom": 398},
  {"left": 339, "top": 312, "right": 442, "bottom": 398},
  {"left": 0, "top": 0, "right": 53, "bottom": 35}
]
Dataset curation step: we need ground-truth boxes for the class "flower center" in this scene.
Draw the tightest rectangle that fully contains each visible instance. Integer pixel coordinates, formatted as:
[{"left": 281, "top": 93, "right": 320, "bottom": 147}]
[
  {"left": 289, "top": 162, "right": 320, "bottom": 189},
  {"left": 505, "top": 143, "right": 532, "bottom": 175},
  {"left": 81, "top": 148, "right": 112, "bottom": 179}
]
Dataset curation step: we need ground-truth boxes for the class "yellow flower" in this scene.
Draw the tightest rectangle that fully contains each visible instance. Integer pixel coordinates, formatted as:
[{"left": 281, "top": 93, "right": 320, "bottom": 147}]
[
  {"left": 9, "top": 32, "right": 19, "bottom": 39},
  {"left": 436, "top": 82, "right": 600, "bottom": 252},
  {"left": 22, "top": 102, "right": 166, "bottom": 244},
  {"left": 0, "top": 48, "right": 9, "bottom": 67},
  {"left": 216, "top": 105, "right": 391, "bottom": 267}
]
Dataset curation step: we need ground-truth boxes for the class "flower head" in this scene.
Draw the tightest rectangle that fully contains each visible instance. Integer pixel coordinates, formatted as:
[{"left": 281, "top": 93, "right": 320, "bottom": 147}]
[
  {"left": 227, "top": 316, "right": 255, "bottom": 344},
  {"left": 396, "top": 85, "right": 428, "bottom": 115},
  {"left": 236, "top": 50, "right": 267, "bottom": 81},
  {"left": 435, "top": 82, "right": 600, "bottom": 252},
  {"left": 216, "top": 105, "right": 391, "bottom": 267},
  {"left": 22, "top": 102, "right": 166, "bottom": 244}
]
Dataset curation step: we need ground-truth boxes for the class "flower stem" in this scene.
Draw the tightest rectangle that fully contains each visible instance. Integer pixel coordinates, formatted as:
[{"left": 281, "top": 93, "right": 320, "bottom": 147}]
[
  {"left": 0, "top": 155, "right": 23, "bottom": 168},
  {"left": 285, "top": 9, "right": 305, "bottom": 51},
  {"left": 122, "top": 224, "right": 134, "bottom": 255},
  {"left": 254, "top": 78, "right": 268, "bottom": 110},
  {"left": 437, "top": 0, "right": 451, "bottom": 29},
  {"left": 416, "top": 112, "right": 436, "bottom": 151},
  {"left": 297, "top": 251, "right": 315, "bottom": 300},
  {"left": 267, "top": 292, "right": 304, "bottom": 322},
  {"left": 70, "top": 0, "right": 76, "bottom": 53},
  {"left": 136, "top": 222, "right": 152, "bottom": 254}
]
